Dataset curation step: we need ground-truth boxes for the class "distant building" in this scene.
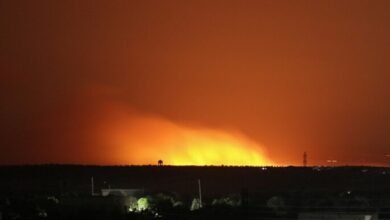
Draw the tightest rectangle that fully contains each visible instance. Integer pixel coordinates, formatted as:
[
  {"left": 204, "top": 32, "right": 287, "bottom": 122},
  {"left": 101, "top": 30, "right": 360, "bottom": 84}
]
[
  {"left": 101, "top": 188, "right": 144, "bottom": 197},
  {"left": 299, "top": 212, "right": 378, "bottom": 220}
]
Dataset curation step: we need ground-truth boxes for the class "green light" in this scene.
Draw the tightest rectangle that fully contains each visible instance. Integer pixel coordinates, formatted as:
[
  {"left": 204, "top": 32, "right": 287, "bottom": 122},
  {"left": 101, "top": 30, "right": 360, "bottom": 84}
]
[{"left": 137, "top": 197, "right": 149, "bottom": 211}]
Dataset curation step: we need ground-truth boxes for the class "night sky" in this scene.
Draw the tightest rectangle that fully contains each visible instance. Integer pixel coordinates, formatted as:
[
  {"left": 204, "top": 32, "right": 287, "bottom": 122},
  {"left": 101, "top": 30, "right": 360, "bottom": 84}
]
[{"left": 1, "top": 0, "right": 390, "bottom": 166}]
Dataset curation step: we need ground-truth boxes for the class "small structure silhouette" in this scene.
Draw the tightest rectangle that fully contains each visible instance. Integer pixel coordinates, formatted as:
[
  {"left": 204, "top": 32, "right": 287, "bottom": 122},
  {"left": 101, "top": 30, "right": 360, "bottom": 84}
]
[
  {"left": 303, "top": 152, "right": 307, "bottom": 167},
  {"left": 158, "top": 159, "right": 163, "bottom": 166}
]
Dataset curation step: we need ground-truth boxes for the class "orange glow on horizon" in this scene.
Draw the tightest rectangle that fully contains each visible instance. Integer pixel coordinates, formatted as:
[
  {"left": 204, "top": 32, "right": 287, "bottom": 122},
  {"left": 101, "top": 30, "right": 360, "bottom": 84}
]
[
  {"left": 158, "top": 128, "right": 271, "bottom": 166},
  {"left": 97, "top": 103, "right": 273, "bottom": 166}
]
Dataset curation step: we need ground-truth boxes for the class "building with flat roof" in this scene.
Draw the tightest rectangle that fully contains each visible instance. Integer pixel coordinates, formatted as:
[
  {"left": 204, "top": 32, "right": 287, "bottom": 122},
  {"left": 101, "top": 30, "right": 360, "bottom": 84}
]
[{"left": 101, "top": 188, "right": 144, "bottom": 197}]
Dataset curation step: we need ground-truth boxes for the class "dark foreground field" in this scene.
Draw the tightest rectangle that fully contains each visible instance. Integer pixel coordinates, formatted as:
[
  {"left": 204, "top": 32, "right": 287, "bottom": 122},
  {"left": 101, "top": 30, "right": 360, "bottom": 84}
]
[{"left": 1, "top": 165, "right": 390, "bottom": 219}]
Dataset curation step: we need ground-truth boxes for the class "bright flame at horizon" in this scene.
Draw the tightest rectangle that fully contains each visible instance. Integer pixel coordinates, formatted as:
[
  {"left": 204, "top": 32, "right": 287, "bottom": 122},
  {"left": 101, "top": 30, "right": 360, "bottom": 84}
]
[
  {"left": 166, "top": 128, "right": 270, "bottom": 166},
  {"left": 98, "top": 107, "right": 273, "bottom": 166}
]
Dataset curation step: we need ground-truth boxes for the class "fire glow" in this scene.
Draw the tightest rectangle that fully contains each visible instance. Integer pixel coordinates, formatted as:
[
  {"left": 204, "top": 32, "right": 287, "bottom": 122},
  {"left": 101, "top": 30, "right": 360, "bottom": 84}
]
[{"left": 99, "top": 105, "right": 273, "bottom": 166}]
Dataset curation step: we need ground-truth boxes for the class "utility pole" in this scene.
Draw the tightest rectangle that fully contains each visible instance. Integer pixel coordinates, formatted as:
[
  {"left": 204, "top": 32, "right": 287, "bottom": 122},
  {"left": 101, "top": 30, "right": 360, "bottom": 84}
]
[
  {"left": 91, "top": 176, "right": 94, "bottom": 196},
  {"left": 303, "top": 152, "right": 307, "bottom": 167},
  {"left": 198, "top": 179, "right": 202, "bottom": 208}
]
